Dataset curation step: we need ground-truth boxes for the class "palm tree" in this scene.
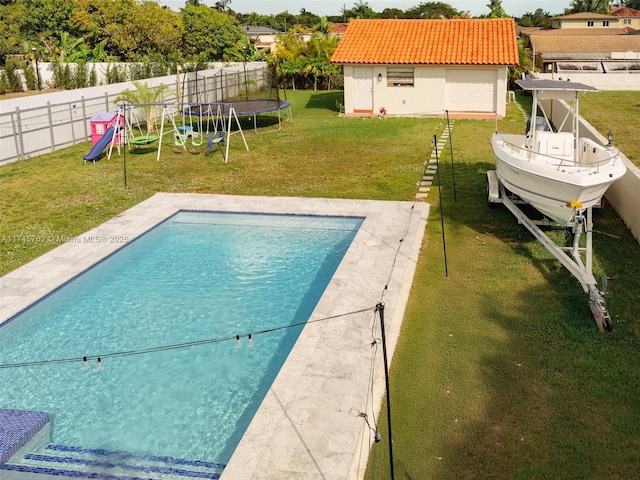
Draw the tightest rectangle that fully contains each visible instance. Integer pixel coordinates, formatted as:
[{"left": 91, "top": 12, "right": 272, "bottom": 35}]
[
  {"left": 215, "top": 0, "right": 231, "bottom": 12},
  {"left": 568, "top": 0, "right": 611, "bottom": 13},
  {"left": 315, "top": 17, "right": 330, "bottom": 34},
  {"left": 113, "top": 81, "right": 175, "bottom": 134},
  {"left": 352, "top": 1, "right": 377, "bottom": 18}
]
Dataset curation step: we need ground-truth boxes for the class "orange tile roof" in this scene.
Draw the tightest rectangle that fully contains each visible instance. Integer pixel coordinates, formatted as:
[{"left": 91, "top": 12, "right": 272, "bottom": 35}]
[
  {"left": 329, "top": 23, "right": 349, "bottom": 35},
  {"left": 330, "top": 18, "right": 519, "bottom": 66},
  {"left": 611, "top": 6, "right": 640, "bottom": 17}
]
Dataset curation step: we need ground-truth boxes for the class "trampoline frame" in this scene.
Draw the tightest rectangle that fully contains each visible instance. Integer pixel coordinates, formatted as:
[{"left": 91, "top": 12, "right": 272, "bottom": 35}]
[{"left": 186, "top": 99, "right": 292, "bottom": 133}]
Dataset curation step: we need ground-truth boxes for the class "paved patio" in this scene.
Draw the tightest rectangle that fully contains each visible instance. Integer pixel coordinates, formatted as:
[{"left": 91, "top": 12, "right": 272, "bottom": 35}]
[{"left": 0, "top": 193, "right": 428, "bottom": 480}]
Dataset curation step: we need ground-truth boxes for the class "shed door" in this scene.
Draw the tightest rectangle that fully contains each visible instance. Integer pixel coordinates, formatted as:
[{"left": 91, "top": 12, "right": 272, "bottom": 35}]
[
  {"left": 445, "top": 70, "right": 496, "bottom": 112},
  {"left": 354, "top": 68, "right": 373, "bottom": 112}
]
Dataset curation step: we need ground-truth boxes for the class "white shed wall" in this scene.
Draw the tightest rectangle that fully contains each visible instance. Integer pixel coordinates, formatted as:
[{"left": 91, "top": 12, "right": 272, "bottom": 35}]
[{"left": 342, "top": 65, "right": 508, "bottom": 118}]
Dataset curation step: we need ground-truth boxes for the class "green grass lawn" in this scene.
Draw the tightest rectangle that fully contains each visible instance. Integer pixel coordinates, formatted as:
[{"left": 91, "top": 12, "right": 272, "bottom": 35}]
[
  {"left": 579, "top": 91, "right": 640, "bottom": 167},
  {"left": 2, "top": 90, "right": 640, "bottom": 479}
]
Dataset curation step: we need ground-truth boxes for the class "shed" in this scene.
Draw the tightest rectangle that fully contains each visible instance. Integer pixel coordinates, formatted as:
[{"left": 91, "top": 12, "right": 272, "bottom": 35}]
[
  {"left": 330, "top": 19, "right": 519, "bottom": 119},
  {"left": 89, "top": 112, "right": 123, "bottom": 146}
]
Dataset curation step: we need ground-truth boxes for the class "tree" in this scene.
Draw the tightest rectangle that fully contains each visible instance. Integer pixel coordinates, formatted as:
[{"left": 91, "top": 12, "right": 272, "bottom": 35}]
[
  {"left": 567, "top": 0, "right": 611, "bottom": 13},
  {"left": 511, "top": 36, "right": 533, "bottom": 82},
  {"left": 294, "top": 8, "right": 320, "bottom": 26},
  {"left": 305, "top": 33, "right": 340, "bottom": 90},
  {"left": 214, "top": 0, "right": 231, "bottom": 13},
  {"left": 406, "top": 2, "right": 464, "bottom": 18},
  {"left": 315, "top": 16, "right": 330, "bottom": 34},
  {"left": 113, "top": 81, "right": 175, "bottom": 134},
  {"left": 18, "top": 0, "right": 77, "bottom": 41},
  {"left": 517, "top": 9, "right": 552, "bottom": 27},
  {"left": 350, "top": 1, "right": 377, "bottom": 19},
  {"left": 181, "top": 4, "right": 244, "bottom": 62},
  {"left": 0, "top": 0, "right": 25, "bottom": 64},
  {"left": 224, "top": 37, "right": 263, "bottom": 62},
  {"left": 273, "top": 11, "right": 295, "bottom": 31},
  {"left": 380, "top": 8, "right": 406, "bottom": 18},
  {"left": 487, "top": 0, "right": 508, "bottom": 18},
  {"left": 54, "top": 32, "right": 88, "bottom": 62},
  {"left": 101, "top": 0, "right": 181, "bottom": 60}
]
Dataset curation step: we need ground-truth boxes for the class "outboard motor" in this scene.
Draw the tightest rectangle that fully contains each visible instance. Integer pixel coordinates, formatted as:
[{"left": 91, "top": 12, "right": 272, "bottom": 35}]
[{"left": 526, "top": 115, "right": 550, "bottom": 134}]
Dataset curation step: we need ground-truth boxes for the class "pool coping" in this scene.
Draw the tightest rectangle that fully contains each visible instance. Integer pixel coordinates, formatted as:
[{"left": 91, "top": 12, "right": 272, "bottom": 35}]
[{"left": 0, "top": 193, "right": 429, "bottom": 480}]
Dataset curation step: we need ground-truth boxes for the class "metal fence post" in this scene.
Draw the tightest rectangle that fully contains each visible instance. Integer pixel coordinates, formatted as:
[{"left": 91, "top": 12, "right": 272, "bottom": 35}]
[
  {"left": 68, "top": 103, "right": 76, "bottom": 144},
  {"left": 81, "top": 96, "right": 88, "bottom": 141},
  {"left": 13, "top": 107, "right": 24, "bottom": 161},
  {"left": 47, "top": 101, "right": 55, "bottom": 152}
]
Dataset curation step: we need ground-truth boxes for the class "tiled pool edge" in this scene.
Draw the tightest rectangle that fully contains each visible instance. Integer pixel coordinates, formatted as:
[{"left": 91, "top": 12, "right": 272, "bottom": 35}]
[
  {"left": 0, "top": 194, "right": 429, "bottom": 480},
  {"left": 0, "top": 409, "right": 49, "bottom": 464}
]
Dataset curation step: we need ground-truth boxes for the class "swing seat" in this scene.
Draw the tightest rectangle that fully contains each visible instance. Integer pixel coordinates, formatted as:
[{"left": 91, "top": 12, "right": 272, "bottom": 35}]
[
  {"left": 130, "top": 135, "right": 160, "bottom": 146},
  {"left": 204, "top": 132, "right": 225, "bottom": 155}
]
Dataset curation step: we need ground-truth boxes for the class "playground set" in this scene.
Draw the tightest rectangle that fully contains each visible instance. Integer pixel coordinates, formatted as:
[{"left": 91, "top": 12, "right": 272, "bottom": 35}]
[{"left": 83, "top": 63, "right": 291, "bottom": 164}]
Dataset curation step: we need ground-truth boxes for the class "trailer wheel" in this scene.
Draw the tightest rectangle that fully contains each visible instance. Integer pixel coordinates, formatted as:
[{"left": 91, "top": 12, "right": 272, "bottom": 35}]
[{"left": 590, "top": 300, "right": 614, "bottom": 332}]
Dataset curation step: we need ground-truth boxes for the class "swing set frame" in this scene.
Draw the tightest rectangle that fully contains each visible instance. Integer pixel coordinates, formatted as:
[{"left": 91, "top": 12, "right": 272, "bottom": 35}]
[
  {"left": 178, "top": 102, "right": 248, "bottom": 163},
  {"left": 111, "top": 102, "right": 185, "bottom": 162},
  {"left": 108, "top": 101, "right": 250, "bottom": 163}
]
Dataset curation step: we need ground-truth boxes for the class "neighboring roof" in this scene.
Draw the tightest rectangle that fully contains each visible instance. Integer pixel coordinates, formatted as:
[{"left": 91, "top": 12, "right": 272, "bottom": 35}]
[
  {"left": 241, "top": 26, "right": 280, "bottom": 35},
  {"left": 528, "top": 34, "right": 640, "bottom": 55},
  {"left": 330, "top": 18, "right": 519, "bottom": 66},
  {"left": 550, "top": 12, "right": 616, "bottom": 21},
  {"left": 610, "top": 6, "right": 640, "bottom": 17},
  {"left": 521, "top": 27, "right": 629, "bottom": 36},
  {"left": 329, "top": 23, "right": 349, "bottom": 35}
]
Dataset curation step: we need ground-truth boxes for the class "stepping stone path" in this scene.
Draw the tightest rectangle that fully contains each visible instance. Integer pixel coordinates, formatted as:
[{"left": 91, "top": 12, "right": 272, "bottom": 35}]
[{"left": 416, "top": 120, "right": 454, "bottom": 199}]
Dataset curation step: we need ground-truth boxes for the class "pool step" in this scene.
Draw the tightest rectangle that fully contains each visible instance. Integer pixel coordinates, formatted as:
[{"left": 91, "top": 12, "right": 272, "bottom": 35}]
[{"left": 2, "top": 444, "right": 225, "bottom": 480}]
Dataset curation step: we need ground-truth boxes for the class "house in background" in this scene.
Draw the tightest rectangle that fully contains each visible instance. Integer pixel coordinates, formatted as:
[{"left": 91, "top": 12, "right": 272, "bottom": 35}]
[
  {"left": 241, "top": 26, "right": 281, "bottom": 53},
  {"left": 518, "top": 9, "right": 640, "bottom": 84},
  {"left": 330, "top": 19, "right": 519, "bottom": 119},
  {"left": 549, "top": 12, "right": 619, "bottom": 29},
  {"left": 611, "top": 5, "right": 640, "bottom": 30},
  {"left": 328, "top": 23, "right": 349, "bottom": 38}
]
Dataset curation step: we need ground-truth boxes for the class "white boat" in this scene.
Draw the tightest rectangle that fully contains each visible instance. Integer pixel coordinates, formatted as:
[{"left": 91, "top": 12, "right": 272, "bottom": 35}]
[{"left": 491, "top": 79, "right": 626, "bottom": 226}]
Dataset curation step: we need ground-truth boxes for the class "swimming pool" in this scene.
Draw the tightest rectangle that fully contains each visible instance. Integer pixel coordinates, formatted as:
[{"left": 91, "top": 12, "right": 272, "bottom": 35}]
[
  {"left": 0, "top": 194, "right": 428, "bottom": 480},
  {"left": 0, "top": 211, "right": 362, "bottom": 463}
]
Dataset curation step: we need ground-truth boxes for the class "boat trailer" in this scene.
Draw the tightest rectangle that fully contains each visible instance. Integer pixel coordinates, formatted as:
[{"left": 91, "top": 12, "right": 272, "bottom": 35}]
[{"left": 486, "top": 170, "right": 613, "bottom": 332}]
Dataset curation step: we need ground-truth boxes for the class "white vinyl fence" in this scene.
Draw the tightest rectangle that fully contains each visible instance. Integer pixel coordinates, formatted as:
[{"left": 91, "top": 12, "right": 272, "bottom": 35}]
[{"left": 0, "top": 62, "right": 270, "bottom": 165}]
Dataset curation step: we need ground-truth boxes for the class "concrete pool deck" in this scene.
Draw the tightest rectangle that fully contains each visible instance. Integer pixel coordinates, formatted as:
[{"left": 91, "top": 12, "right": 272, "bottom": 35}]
[{"left": 0, "top": 193, "right": 429, "bottom": 480}]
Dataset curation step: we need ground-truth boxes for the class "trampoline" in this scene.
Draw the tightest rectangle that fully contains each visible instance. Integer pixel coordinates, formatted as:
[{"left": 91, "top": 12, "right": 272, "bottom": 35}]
[
  {"left": 187, "top": 99, "right": 291, "bottom": 132},
  {"left": 223, "top": 99, "right": 291, "bottom": 116}
]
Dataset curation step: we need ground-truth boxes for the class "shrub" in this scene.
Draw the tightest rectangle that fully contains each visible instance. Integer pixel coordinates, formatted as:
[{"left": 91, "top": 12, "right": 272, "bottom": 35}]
[
  {"left": 105, "top": 63, "right": 127, "bottom": 84},
  {"left": 1, "top": 59, "right": 23, "bottom": 93},
  {"left": 24, "top": 61, "right": 37, "bottom": 90}
]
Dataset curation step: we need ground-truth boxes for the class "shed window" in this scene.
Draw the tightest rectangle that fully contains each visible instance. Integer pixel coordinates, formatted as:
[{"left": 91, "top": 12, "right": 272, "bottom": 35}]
[
  {"left": 623, "top": 18, "right": 631, "bottom": 25},
  {"left": 587, "top": 20, "right": 594, "bottom": 27},
  {"left": 387, "top": 67, "right": 414, "bottom": 87},
  {"left": 602, "top": 20, "right": 609, "bottom": 27}
]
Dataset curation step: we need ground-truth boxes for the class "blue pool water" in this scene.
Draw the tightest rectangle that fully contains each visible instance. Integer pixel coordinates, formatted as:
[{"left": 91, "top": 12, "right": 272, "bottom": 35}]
[{"left": 0, "top": 211, "right": 363, "bottom": 464}]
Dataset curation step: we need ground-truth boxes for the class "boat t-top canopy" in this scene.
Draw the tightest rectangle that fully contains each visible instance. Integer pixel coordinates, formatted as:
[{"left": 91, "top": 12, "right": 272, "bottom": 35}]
[{"left": 516, "top": 79, "right": 599, "bottom": 100}]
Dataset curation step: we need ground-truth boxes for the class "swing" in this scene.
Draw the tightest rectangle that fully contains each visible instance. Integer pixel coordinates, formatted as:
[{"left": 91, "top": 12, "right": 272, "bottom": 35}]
[
  {"left": 129, "top": 107, "right": 161, "bottom": 146},
  {"left": 176, "top": 105, "right": 204, "bottom": 147},
  {"left": 119, "top": 103, "right": 185, "bottom": 161}
]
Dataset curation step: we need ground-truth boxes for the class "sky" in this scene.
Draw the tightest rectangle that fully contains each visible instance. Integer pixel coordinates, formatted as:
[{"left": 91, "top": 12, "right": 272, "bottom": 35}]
[{"left": 157, "top": 1, "right": 571, "bottom": 18}]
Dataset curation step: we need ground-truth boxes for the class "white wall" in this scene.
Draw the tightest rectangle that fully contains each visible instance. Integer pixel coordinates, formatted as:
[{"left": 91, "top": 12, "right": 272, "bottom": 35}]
[{"left": 342, "top": 65, "right": 506, "bottom": 118}]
